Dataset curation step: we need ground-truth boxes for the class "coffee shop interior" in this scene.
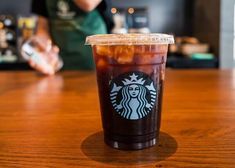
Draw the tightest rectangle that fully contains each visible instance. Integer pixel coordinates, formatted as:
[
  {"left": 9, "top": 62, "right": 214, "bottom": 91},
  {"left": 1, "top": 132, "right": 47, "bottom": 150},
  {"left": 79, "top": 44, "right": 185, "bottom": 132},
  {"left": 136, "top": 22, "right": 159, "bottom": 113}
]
[
  {"left": 1, "top": 0, "right": 235, "bottom": 167},
  {"left": 0, "top": 0, "right": 232, "bottom": 70}
]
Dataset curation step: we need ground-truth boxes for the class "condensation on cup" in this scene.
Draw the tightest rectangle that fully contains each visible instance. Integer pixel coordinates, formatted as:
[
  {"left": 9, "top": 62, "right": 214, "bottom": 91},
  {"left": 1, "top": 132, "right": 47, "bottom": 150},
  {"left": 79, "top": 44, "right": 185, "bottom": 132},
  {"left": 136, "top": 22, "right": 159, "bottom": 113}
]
[
  {"left": 21, "top": 36, "right": 63, "bottom": 74},
  {"left": 86, "top": 34, "right": 174, "bottom": 150}
]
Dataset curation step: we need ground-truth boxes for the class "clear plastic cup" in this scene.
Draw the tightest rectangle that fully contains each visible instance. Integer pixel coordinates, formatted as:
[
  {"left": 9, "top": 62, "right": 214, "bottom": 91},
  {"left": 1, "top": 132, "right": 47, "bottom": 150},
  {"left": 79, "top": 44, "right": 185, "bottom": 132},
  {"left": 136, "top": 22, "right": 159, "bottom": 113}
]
[
  {"left": 21, "top": 36, "right": 63, "bottom": 74},
  {"left": 86, "top": 34, "right": 174, "bottom": 150}
]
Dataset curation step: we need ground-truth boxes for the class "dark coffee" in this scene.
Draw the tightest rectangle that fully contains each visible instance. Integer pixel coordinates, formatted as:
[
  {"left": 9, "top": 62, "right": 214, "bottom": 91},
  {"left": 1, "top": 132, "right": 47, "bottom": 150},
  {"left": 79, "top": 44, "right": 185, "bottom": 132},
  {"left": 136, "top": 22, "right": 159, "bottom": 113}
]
[{"left": 93, "top": 45, "right": 167, "bottom": 150}]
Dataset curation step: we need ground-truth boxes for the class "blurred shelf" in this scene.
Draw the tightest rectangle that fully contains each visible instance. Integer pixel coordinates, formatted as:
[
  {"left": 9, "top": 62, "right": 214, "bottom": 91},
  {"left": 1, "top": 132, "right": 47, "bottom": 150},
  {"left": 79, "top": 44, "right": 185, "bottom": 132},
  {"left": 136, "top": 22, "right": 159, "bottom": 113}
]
[{"left": 166, "top": 55, "right": 218, "bottom": 69}]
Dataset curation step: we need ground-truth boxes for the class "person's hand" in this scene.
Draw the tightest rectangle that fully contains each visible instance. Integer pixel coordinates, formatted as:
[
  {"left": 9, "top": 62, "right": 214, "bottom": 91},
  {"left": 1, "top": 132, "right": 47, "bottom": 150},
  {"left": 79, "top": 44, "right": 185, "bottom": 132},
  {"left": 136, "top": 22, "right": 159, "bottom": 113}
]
[
  {"left": 28, "top": 43, "right": 60, "bottom": 75},
  {"left": 22, "top": 36, "right": 63, "bottom": 76}
]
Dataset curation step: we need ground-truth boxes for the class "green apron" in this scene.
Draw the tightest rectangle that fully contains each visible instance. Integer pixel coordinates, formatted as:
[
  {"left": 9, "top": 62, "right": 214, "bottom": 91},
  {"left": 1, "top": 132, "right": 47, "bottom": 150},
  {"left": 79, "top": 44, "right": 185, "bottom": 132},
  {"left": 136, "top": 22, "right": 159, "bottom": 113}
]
[{"left": 46, "top": 0, "right": 107, "bottom": 70}]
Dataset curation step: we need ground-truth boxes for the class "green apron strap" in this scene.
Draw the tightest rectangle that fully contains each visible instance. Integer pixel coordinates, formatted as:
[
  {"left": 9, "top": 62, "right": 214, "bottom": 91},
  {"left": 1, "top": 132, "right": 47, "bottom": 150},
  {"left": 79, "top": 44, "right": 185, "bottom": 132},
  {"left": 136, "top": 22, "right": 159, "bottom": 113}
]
[{"left": 46, "top": 0, "right": 107, "bottom": 70}]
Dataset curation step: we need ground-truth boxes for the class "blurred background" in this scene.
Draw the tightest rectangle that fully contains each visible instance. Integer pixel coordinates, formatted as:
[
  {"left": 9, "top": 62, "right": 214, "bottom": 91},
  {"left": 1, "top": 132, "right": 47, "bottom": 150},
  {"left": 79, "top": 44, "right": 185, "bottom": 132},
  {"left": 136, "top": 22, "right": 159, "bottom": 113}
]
[{"left": 0, "top": 0, "right": 233, "bottom": 70}]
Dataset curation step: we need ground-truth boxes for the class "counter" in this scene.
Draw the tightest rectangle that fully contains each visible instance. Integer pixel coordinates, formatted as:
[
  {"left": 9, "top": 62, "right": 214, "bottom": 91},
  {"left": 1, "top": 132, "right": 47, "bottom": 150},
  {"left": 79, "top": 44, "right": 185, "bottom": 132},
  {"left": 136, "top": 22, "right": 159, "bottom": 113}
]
[{"left": 0, "top": 70, "right": 234, "bottom": 167}]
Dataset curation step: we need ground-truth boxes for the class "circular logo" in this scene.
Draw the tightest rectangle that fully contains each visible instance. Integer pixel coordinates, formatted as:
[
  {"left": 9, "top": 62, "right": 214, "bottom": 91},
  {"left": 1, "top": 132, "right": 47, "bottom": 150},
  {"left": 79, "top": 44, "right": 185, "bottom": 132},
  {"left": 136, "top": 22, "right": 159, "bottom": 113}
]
[{"left": 110, "top": 71, "right": 157, "bottom": 120}]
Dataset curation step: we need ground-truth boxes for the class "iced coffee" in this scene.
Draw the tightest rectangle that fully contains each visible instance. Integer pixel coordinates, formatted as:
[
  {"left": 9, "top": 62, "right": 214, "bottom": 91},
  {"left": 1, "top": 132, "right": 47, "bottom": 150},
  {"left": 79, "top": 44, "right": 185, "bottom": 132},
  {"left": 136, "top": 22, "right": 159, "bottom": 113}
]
[{"left": 86, "top": 34, "right": 174, "bottom": 150}]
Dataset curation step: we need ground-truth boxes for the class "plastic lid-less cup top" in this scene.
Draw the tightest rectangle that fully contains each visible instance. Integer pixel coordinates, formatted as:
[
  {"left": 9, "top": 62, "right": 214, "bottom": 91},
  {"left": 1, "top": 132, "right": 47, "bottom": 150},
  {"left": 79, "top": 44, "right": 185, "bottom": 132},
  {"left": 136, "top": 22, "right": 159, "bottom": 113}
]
[{"left": 85, "top": 33, "right": 174, "bottom": 45}]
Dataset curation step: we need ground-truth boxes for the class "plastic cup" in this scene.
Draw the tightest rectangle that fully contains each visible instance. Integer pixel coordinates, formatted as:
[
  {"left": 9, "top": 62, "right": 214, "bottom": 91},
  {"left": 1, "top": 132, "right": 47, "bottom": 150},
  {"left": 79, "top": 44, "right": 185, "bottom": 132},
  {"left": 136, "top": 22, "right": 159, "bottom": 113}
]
[{"left": 86, "top": 34, "right": 174, "bottom": 150}]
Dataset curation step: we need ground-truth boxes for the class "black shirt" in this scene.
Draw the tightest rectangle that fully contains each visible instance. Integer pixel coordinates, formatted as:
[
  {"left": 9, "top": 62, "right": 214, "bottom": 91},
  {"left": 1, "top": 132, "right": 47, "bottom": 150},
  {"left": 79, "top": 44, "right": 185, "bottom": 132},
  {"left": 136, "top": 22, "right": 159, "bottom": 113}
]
[{"left": 31, "top": 0, "right": 113, "bottom": 32}]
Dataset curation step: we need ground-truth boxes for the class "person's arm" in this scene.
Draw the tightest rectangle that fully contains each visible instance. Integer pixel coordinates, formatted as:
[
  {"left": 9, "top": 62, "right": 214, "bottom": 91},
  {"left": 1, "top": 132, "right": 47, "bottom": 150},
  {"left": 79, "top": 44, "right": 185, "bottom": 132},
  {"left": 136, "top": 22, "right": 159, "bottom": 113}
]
[
  {"left": 35, "top": 16, "right": 51, "bottom": 39},
  {"left": 29, "top": 0, "right": 60, "bottom": 75},
  {"left": 27, "top": 16, "right": 59, "bottom": 75},
  {"left": 32, "top": 0, "right": 52, "bottom": 41},
  {"left": 73, "top": 0, "right": 102, "bottom": 12}
]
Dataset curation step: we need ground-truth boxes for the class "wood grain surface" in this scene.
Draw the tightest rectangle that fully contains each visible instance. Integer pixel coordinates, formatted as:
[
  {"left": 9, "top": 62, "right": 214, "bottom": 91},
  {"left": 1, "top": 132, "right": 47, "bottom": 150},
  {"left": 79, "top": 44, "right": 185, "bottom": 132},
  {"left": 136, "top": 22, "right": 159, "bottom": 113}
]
[{"left": 0, "top": 70, "right": 235, "bottom": 167}]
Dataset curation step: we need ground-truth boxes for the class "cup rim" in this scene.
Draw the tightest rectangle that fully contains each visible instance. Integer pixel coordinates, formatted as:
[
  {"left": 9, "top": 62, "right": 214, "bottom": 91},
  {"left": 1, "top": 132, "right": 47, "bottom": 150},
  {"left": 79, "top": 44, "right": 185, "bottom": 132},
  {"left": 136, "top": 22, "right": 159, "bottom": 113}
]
[{"left": 85, "top": 33, "right": 175, "bottom": 45}]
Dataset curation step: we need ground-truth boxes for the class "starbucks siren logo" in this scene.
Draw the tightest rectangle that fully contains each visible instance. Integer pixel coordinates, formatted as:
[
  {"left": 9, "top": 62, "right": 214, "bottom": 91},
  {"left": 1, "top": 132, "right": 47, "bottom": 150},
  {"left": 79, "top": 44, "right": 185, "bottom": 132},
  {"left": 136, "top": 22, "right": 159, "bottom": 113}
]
[
  {"left": 57, "top": 0, "right": 75, "bottom": 19},
  {"left": 110, "top": 72, "right": 157, "bottom": 120}
]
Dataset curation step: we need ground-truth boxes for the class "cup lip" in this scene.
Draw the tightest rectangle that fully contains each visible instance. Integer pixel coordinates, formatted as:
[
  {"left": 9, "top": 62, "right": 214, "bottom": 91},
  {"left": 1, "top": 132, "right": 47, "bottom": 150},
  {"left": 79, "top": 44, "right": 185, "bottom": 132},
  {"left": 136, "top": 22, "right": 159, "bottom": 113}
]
[{"left": 85, "top": 33, "right": 175, "bottom": 46}]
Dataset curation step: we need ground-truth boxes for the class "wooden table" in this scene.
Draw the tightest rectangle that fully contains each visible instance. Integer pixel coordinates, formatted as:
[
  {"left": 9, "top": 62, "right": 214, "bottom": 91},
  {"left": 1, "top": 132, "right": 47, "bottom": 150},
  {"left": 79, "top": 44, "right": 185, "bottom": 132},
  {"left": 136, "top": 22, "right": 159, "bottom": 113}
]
[{"left": 0, "top": 70, "right": 234, "bottom": 167}]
